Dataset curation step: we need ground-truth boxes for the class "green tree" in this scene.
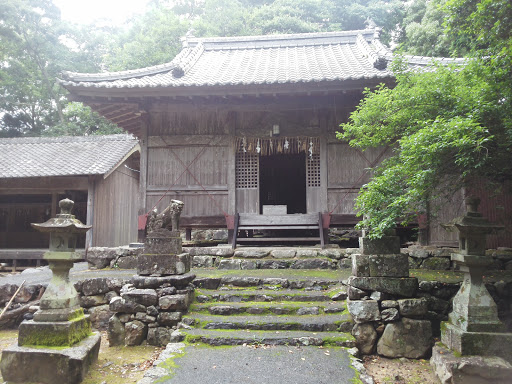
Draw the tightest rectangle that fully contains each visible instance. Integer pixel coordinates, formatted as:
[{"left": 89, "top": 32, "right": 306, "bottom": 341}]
[
  {"left": 339, "top": 0, "right": 512, "bottom": 238},
  {"left": 0, "top": 0, "right": 119, "bottom": 137},
  {"left": 105, "top": 4, "right": 189, "bottom": 71}
]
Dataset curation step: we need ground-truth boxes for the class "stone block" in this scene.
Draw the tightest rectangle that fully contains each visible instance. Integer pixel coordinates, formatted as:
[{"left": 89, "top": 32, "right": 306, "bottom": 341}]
[
  {"left": 441, "top": 322, "right": 512, "bottom": 361},
  {"left": 369, "top": 254, "right": 409, "bottom": 277},
  {"left": 398, "top": 298, "right": 428, "bottom": 317},
  {"left": 319, "top": 249, "right": 343, "bottom": 259},
  {"left": 193, "top": 277, "right": 221, "bottom": 290},
  {"left": 79, "top": 294, "right": 108, "bottom": 308},
  {"left": 348, "top": 286, "right": 367, "bottom": 300},
  {"left": 193, "top": 255, "right": 216, "bottom": 268},
  {"left": 86, "top": 247, "right": 117, "bottom": 269},
  {"left": 115, "top": 255, "right": 138, "bottom": 269},
  {"left": 157, "top": 312, "right": 182, "bottom": 327},
  {"left": 144, "top": 231, "right": 182, "bottom": 255},
  {"left": 352, "top": 254, "right": 370, "bottom": 277},
  {"left": 135, "top": 312, "right": 156, "bottom": 323},
  {"left": 381, "top": 300, "right": 398, "bottom": 309},
  {"left": 241, "top": 260, "right": 258, "bottom": 269},
  {"left": 431, "top": 343, "right": 512, "bottom": 384},
  {"left": 352, "top": 323, "right": 377, "bottom": 355},
  {"left": 131, "top": 273, "right": 196, "bottom": 289},
  {"left": 121, "top": 289, "right": 158, "bottom": 307},
  {"left": 147, "top": 327, "right": 171, "bottom": 346},
  {"left": 377, "top": 318, "right": 432, "bottom": 358},
  {"left": 18, "top": 316, "right": 92, "bottom": 347},
  {"left": 109, "top": 297, "right": 146, "bottom": 314},
  {"left": 258, "top": 260, "right": 291, "bottom": 269},
  {"left": 0, "top": 332, "right": 100, "bottom": 384},
  {"left": 347, "top": 300, "right": 381, "bottom": 323},
  {"left": 87, "top": 304, "right": 113, "bottom": 330},
  {"left": 296, "top": 249, "right": 318, "bottom": 258},
  {"left": 218, "top": 259, "right": 241, "bottom": 269},
  {"left": 421, "top": 256, "right": 451, "bottom": 270},
  {"left": 291, "top": 259, "right": 332, "bottom": 269},
  {"left": 270, "top": 249, "right": 296, "bottom": 259},
  {"left": 137, "top": 253, "right": 190, "bottom": 276},
  {"left": 107, "top": 315, "right": 125, "bottom": 346},
  {"left": 188, "top": 247, "right": 234, "bottom": 257},
  {"left": 125, "top": 320, "right": 147, "bottom": 346},
  {"left": 360, "top": 236, "right": 401, "bottom": 255},
  {"left": 159, "top": 294, "right": 190, "bottom": 311},
  {"left": 81, "top": 278, "right": 110, "bottom": 296},
  {"left": 381, "top": 308, "right": 399, "bottom": 322},
  {"left": 234, "top": 249, "right": 269, "bottom": 258},
  {"left": 348, "top": 276, "right": 418, "bottom": 297},
  {"left": 221, "top": 276, "right": 261, "bottom": 287}
]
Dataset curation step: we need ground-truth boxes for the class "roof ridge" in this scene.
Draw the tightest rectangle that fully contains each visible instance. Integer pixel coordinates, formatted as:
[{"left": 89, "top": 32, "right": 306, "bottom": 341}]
[{"left": 0, "top": 134, "right": 136, "bottom": 145}]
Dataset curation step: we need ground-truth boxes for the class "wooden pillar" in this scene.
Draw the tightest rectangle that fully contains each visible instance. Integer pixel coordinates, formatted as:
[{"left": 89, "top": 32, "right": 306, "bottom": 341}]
[
  {"left": 51, "top": 192, "right": 58, "bottom": 217},
  {"left": 86, "top": 176, "right": 95, "bottom": 248},
  {"left": 138, "top": 116, "right": 149, "bottom": 242}
]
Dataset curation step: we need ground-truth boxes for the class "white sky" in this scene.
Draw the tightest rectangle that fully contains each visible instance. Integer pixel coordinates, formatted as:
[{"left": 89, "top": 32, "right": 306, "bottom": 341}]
[{"left": 53, "top": 0, "right": 151, "bottom": 25}]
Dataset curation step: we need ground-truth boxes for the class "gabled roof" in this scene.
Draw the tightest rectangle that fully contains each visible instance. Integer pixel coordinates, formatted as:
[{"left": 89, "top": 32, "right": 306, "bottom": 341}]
[
  {"left": 58, "top": 29, "right": 465, "bottom": 136},
  {"left": 0, "top": 134, "right": 140, "bottom": 179},
  {"left": 60, "top": 29, "right": 394, "bottom": 91}
]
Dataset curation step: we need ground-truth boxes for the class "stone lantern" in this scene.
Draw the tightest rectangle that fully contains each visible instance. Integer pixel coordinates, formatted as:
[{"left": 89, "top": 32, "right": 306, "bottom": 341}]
[
  {"left": 441, "top": 197, "right": 511, "bottom": 359},
  {"left": 0, "top": 199, "right": 100, "bottom": 384}
]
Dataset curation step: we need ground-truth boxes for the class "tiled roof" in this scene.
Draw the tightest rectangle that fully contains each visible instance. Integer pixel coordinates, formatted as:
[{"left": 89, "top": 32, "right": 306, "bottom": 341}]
[
  {"left": 0, "top": 134, "right": 139, "bottom": 178},
  {"left": 59, "top": 29, "right": 410, "bottom": 91}
]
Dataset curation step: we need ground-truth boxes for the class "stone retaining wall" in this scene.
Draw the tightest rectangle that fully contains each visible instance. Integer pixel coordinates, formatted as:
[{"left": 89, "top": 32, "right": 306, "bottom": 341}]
[
  {"left": 347, "top": 275, "right": 512, "bottom": 358},
  {"left": 85, "top": 245, "right": 512, "bottom": 271}
]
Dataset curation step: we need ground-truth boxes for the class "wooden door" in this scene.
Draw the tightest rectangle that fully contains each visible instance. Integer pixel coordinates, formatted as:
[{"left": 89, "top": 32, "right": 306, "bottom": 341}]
[{"left": 235, "top": 152, "right": 259, "bottom": 213}]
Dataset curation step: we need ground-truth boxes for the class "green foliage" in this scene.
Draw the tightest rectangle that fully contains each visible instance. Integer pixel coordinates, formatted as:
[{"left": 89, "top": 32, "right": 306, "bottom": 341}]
[
  {"left": 105, "top": 4, "right": 189, "bottom": 71},
  {"left": 340, "top": 59, "right": 509, "bottom": 237},
  {"left": 43, "top": 103, "right": 123, "bottom": 137},
  {"left": 0, "top": 0, "right": 121, "bottom": 137}
]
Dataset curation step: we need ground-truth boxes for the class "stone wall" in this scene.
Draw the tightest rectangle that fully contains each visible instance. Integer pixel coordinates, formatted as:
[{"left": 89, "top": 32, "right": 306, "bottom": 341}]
[
  {"left": 406, "top": 245, "right": 512, "bottom": 271},
  {"left": 348, "top": 275, "right": 512, "bottom": 358},
  {"left": 188, "top": 246, "right": 353, "bottom": 269},
  {"left": 71, "top": 274, "right": 196, "bottom": 347},
  {"left": 86, "top": 246, "right": 143, "bottom": 270}
]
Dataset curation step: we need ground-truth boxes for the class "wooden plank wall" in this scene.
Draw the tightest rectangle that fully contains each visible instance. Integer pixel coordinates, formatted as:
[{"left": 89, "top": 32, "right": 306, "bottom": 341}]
[
  {"left": 145, "top": 133, "right": 231, "bottom": 217},
  {"left": 93, "top": 158, "right": 139, "bottom": 246}
]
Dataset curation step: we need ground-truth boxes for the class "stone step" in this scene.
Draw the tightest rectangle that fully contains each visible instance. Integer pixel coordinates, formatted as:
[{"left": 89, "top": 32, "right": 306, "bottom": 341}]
[
  {"left": 183, "top": 313, "right": 353, "bottom": 332},
  {"left": 195, "top": 289, "right": 334, "bottom": 303},
  {"left": 193, "top": 275, "right": 343, "bottom": 290},
  {"left": 190, "top": 301, "right": 347, "bottom": 316},
  {"left": 182, "top": 328, "right": 356, "bottom": 347},
  {"left": 214, "top": 258, "right": 342, "bottom": 270}
]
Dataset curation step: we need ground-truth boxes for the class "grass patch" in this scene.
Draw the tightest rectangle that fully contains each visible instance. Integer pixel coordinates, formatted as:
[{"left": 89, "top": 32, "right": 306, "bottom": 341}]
[
  {"left": 192, "top": 268, "right": 350, "bottom": 280},
  {"left": 410, "top": 269, "right": 512, "bottom": 283}
]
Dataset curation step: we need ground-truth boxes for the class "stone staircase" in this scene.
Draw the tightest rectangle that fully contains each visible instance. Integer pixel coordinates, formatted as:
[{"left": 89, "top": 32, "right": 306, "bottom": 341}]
[{"left": 180, "top": 273, "right": 356, "bottom": 347}]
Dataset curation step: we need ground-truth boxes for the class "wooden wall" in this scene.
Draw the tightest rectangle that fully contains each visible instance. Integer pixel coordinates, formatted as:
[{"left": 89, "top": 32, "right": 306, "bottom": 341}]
[
  {"left": 0, "top": 177, "right": 88, "bottom": 249},
  {"left": 92, "top": 157, "right": 140, "bottom": 247}
]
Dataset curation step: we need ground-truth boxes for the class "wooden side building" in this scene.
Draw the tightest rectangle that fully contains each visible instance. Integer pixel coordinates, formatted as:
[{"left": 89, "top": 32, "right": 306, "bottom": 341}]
[
  {"left": 59, "top": 29, "right": 508, "bottom": 246},
  {"left": 0, "top": 134, "right": 140, "bottom": 250}
]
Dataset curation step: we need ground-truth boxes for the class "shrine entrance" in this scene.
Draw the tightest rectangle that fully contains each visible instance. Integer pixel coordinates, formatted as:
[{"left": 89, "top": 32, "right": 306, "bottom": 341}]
[{"left": 259, "top": 153, "right": 306, "bottom": 214}]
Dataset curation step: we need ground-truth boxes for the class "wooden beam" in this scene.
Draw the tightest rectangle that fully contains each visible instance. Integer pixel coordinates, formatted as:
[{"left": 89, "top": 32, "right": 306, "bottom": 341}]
[{"left": 86, "top": 176, "right": 95, "bottom": 248}]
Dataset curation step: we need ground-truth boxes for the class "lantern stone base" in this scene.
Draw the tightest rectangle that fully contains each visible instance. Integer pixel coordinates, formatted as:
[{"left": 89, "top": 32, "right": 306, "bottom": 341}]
[
  {"left": 137, "top": 253, "right": 191, "bottom": 276},
  {"left": 441, "top": 322, "right": 512, "bottom": 362},
  {"left": 431, "top": 343, "right": 512, "bottom": 384},
  {"left": 18, "top": 315, "right": 92, "bottom": 347},
  {"left": 359, "top": 236, "right": 401, "bottom": 255},
  {"left": 0, "top": 332, "right": 100, "bottom": 384}
]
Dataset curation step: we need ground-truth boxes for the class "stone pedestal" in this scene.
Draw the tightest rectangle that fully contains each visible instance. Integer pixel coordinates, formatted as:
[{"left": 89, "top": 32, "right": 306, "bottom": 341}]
[
  {"left": 138, "top": 229, "right": 190, "bottom": 276},
  {"left": 359, "top": 235, "right": 401, "bottom": 255},
  {"left": 1, "top": 333, "right": 101, "bottom": 384}
]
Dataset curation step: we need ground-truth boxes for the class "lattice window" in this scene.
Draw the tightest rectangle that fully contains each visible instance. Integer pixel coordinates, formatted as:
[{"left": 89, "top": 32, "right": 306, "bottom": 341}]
[
  {"left": 236, "top": 152, "right": 259, "bottom": 189},
  {"left": 307, "top": 154, "right": 321, "bottom": 187}
]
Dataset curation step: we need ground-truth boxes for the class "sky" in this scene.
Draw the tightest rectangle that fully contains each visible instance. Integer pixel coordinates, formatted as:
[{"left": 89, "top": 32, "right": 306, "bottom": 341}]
[{"left": 53, "top": 0, "right": 151, "bottom": 25}]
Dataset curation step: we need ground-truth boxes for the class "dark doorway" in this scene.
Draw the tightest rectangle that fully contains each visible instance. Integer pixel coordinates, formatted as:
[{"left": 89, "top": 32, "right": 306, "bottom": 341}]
[{"left": 259, "top": 153, "right": 306, "bottom": 214}]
